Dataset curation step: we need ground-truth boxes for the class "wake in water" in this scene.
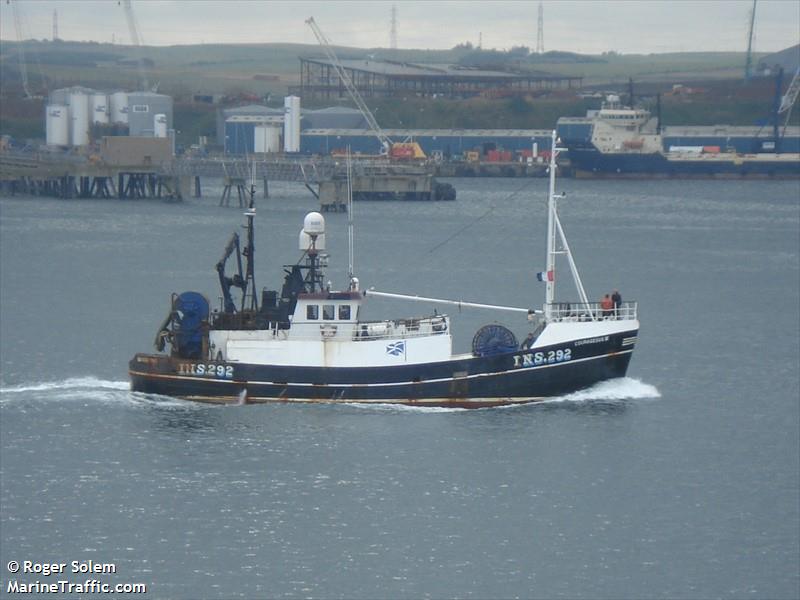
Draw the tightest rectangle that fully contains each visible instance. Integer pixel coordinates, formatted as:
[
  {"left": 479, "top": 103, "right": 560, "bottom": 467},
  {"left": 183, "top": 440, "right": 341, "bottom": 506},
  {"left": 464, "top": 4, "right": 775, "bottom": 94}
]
[
  {"left": 544, "top": 377, "right": 660, "bottom": 404},
  {"left": 0, "top": 377, "right": 186, "bottom": 407},
  {"left": 347, "top": 377, "right": 661, "bottom": 413},
  {"left": 1, "top": 376, "right": 129, "bottom": 394}
]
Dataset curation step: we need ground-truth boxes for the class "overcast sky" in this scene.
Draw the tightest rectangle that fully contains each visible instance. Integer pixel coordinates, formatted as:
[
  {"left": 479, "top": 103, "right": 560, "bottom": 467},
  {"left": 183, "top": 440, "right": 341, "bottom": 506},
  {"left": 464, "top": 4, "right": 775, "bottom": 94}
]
[{"left": 1, "top": 0, "right": 798, "bottom": 55}]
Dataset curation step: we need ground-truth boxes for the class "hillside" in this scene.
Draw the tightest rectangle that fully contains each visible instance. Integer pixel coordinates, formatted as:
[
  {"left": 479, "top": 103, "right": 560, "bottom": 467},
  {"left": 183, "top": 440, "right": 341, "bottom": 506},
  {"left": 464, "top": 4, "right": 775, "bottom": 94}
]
[
  {"left": 0, "top": 39, "right": 764, "bottom": 98},
  {"left": 0, "top": 40, "right": 796, "bottom": 144}
]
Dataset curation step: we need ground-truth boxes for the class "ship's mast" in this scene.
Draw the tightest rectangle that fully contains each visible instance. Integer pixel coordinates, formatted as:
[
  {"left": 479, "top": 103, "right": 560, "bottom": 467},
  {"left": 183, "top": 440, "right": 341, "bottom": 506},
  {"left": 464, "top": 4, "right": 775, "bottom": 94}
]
[
  {"left": 545, "top": 130, "right": 558, "bottom": 315},
  {"left": 544, "top": 130, "right": 592, "bottom": 320},
  {"left": 346, "top": 147, "right": 355, "bottom": 284},
  {"left": 242, "top": 159, "right": 258, "bottom": 311}
]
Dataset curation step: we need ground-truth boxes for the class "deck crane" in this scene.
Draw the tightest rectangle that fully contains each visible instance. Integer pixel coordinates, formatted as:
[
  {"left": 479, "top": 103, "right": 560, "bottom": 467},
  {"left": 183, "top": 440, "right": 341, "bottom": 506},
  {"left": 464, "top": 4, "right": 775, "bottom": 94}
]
[
  {"left": 119, "top": 0, "right": 150, "bottom": 91},
  {"left": 305, "top": 17, "right": 424, "bottom": 160}
]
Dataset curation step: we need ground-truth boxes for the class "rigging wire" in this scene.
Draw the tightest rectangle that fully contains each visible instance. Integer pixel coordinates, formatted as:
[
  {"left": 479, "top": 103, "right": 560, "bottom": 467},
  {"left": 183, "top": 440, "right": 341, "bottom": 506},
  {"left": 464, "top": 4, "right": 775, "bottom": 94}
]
[{"left": 426, "top": 177, "right": 540, "bottom": 255}]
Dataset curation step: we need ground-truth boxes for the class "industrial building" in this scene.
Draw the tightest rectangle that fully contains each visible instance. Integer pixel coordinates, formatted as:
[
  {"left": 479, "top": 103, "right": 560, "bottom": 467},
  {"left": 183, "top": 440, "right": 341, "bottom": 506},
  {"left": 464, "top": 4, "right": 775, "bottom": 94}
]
[
  {"left": 296, "top": 57, "right": 583, "bottom": 100},
  {"left": 299, "top": 128, "right": 553, "bottom": 158},
  {"left": 45, "top": 87, "right": 173, "bottom": 147},
  {"left": 127, "top": 92, "right": 174, "bottom": 138},
  {"left": 218, "top": 99, "right": 550, "bottom": 158},
  {"left": 218, "top": 94, "right": 559, "bottom": 158},
  {"left": 219, "top": 105, "right": 284, "bottom": 155},
  {"left": 219, "top": 102, "right": 368, "bottom": 154}
]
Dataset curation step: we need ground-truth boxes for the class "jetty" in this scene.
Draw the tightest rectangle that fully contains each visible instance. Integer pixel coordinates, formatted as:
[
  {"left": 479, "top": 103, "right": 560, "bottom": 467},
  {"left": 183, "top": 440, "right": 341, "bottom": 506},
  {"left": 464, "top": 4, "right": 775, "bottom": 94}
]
[{"left": 0, "top": 140, "right": 455, "bottom": 208}]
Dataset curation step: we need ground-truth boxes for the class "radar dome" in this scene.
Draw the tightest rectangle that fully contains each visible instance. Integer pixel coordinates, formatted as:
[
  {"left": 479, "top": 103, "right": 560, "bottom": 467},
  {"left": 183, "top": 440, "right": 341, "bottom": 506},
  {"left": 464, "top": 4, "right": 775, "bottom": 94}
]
[
  {"left": 299, "top": 228, "right": 325, "bottom": 251},
  {"left": 303, "top": 212, "right": 325, "bottom": 236}
]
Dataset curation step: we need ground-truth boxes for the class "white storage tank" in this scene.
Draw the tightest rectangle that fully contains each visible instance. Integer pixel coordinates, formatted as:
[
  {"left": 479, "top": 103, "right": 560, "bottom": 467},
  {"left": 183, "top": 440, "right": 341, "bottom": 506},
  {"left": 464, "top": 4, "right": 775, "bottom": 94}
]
[
  {"left": 154, "top": 113, "right": 168, "bottom": 138},
  {"left": 69, "top": 90, "right": 90, "bottom": 146},
  {"left": 48, "top": 88, "right": 70, "bottom": 107},
  {"left": 254, "top": 125, "right": 280, "bottom": 153},
  {"left": 283, "top": 95, "right": 300, "bottom": 153},
  {"left": 46, "top": 105, "right": 70, "bottom": 146},
  {"left": 91, "top": 93, "right": 109, "bottom": 125},
  {"left": 109, "top": 91, "right": 129, "bottom": 124}
]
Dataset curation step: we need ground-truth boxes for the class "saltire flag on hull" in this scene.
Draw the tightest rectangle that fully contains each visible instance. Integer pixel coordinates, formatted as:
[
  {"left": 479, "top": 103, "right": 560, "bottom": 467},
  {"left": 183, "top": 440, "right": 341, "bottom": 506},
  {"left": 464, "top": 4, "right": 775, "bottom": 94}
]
[
  {"left": 386, "top": 341, "right": 406, "bottom": 356},
  {"left": 536, "top": 270, "right": 554, "bottom": 282}
]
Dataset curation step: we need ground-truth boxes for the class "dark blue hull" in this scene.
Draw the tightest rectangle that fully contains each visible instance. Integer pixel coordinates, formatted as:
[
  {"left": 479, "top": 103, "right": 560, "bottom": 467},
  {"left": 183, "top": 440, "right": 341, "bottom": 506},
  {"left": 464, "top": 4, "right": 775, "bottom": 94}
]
[
  {"left": 568, "top": 148, "right": 800, "bottom": 179},
  {"left": 129, "top": 330, "right": 637, "bottom": 408}
]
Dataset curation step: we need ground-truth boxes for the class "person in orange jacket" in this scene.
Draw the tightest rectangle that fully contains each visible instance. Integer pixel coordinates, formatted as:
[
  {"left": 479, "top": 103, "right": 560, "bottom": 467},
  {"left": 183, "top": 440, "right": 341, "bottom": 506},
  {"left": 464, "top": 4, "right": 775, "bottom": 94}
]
[{"left": 601, "top": 293, "right": 613, "bottom": 318}]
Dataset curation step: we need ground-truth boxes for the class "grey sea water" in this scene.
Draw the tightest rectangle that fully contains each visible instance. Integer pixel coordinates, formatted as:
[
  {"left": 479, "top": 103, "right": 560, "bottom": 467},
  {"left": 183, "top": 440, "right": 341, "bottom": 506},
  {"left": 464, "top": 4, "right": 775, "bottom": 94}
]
[{"left": 1, "top": 177, "right": 798, "bottom": 599}]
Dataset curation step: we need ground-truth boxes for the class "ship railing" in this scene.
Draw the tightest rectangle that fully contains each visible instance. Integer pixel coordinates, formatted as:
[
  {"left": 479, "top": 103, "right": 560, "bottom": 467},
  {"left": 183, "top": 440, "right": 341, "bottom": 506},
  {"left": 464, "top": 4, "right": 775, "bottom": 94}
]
[
  {"left": 352, "top": 315, "right": 449, "bottom": 341},
  {"left": 547, "top": 301, "right": 638, "bottom": 322},
  {"left": 209, "top": 312, "right": 450, "bottom": 341}
]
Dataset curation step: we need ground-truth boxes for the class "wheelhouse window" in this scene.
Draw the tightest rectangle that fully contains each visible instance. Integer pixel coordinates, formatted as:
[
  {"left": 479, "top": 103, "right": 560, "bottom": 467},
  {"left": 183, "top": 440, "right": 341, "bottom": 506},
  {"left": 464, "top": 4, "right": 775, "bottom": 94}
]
[
  {"left": 338, "top": 305, "right": 351, "bottom": 320},
  {"left": 322, "top": 304, "right": 335, "bottom": 320},
  {"left": 306, "top": 305, "right": 319, "bottom": 320}
]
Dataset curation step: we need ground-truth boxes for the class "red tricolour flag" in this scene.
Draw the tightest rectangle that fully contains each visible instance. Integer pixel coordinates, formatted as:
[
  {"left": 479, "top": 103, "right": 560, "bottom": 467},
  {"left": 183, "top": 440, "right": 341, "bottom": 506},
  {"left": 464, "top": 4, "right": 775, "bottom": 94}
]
[{"left": 536, "top": 270, "right": 554, "bottom": 282}]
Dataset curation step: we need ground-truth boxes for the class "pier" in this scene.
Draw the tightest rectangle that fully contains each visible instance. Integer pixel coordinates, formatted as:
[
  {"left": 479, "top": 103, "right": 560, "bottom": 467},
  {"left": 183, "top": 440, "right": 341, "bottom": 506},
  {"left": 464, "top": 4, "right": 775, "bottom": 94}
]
[{"left": 0, "top": 145, "right": 456, "bottom": 207}]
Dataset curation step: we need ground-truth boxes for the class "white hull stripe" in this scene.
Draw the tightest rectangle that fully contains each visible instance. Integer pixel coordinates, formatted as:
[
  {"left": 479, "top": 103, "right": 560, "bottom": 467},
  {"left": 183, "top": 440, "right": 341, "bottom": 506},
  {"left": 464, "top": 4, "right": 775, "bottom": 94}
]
[
  {"left": 180, "top": 395, "right": 546, "bottom": 405},
  {"left": 130, "top": 349, "right": 633, "bottom": 389},
  {"left": 621, "top": 336, "right": 637, "bottom": 346}
]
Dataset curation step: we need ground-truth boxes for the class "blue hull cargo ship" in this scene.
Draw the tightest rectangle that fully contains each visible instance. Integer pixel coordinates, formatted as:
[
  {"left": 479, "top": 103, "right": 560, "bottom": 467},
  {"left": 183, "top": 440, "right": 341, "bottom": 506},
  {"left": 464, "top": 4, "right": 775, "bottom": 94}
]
[{"left": 557, "top": 72, "right": 800, "bottom": 179}]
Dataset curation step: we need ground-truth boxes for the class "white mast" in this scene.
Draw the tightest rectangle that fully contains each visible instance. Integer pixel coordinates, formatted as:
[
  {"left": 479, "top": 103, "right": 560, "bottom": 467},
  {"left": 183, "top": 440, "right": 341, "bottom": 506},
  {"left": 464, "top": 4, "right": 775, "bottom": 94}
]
[
  {"left": 545, "top": 130, "right": 558, "bottom": 316},
  {"left": 346, "top": 147, "right": 356, "bottom": 287},
  {"left": 544, "top": 129, "right": 592, "bottom": 320}
]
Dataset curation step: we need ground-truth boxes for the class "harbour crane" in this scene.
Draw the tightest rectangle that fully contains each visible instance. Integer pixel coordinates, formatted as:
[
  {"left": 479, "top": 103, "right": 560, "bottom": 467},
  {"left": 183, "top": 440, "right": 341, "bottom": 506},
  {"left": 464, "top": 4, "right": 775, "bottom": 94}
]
[
  {"left": 119, "top": 0, "right": 150, "bottom": 91},
  {"left": 305, "top": 17, "right": 391, "bottom": 153},
  {"left": 10, "top": 0, "right": 32, "bottom": 98},
  {"left": 744, "top": 0, "right": 757, "bottom": 81},
  {"left": 305, "top": 17, "right": 424, "bottom": 160},
  {"left": 778, "top": 68, "right": 800, "bottom": 129}
]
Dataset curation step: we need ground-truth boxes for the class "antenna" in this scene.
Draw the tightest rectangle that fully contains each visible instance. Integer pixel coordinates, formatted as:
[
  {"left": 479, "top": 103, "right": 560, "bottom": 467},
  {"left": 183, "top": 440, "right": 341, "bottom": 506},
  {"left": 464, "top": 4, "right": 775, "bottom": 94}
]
[
  {"left": 628, "top": 77, "right": 635, "bottom": 107},
  {"left": 346, "top": 147, "right": 355, "bottom": 285},
  {"left": 390, "top": 4, "right": 398, "bottom": 50},
  {"left": 536, "top": 2, "right": 544, "bottom": 54}
]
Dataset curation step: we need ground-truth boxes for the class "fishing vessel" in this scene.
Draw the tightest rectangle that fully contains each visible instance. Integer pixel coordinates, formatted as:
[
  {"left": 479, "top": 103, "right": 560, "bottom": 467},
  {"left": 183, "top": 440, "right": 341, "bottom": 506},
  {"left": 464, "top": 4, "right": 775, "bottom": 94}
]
[{"left": 129, "top": 132, "right": 640, "bottom": 407}]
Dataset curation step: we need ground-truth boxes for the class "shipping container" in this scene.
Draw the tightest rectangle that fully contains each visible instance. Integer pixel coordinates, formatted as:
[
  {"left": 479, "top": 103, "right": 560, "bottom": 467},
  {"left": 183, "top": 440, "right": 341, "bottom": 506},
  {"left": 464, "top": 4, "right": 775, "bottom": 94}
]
[{"left": 668, "top": 146, "right": 704, "bottom": 154}]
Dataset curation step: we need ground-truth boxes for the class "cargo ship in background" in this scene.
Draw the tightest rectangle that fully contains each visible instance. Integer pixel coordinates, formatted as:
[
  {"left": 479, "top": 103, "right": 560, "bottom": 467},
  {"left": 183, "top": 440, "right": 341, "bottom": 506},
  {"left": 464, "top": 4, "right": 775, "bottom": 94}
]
[{"left": 557, "top": 71, "right": 800, "bottom": 179}]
